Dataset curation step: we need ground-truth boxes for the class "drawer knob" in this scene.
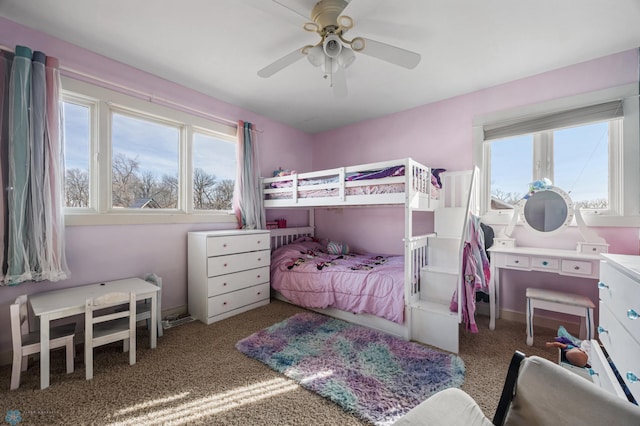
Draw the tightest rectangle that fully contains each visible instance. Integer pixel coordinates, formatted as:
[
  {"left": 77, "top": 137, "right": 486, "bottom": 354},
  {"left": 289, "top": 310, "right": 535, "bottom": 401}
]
[
  {"left": 223, "top": 301, "right": 227, "bottom": 305},
  {"left": 257, "top": 292, "right": 261, "bottom": 295},
  {"left": 597, "top": 326, "right": 608, "bottom": 334},
  {"left": 542, "top": 261, "right": 548, "bottom": 266},
  {"left": 574, "top": 266, "right": 580, "bottom": 270},
  {"left": 224, "top": 263, "right": 228, "bottom": 267},
  {"left": 223, "top": 243, "right": 227, "bottom": 248},
  {"left": 223, "top": 282, "right": 227, "bottom": 286},
  {"left": 627, "top": 309, "right": 639, "bottom": 320},
  {"left": 258, "top": 258, "right": 262, "bottom": 261},
  {"left": 627, "top": 372, "right": 639, "bottom": 384},
  {"left": 597, "top": 282, "right": 609, "bottom": 290},
  {"left": 514, "top": 260, "right": 519, "bottom": 264},
  {"left": 257, "top": 275, "right": 261, "bottom": 279},
  {"left": 257, "top": 240, "right": 262, "bottom": 244}
]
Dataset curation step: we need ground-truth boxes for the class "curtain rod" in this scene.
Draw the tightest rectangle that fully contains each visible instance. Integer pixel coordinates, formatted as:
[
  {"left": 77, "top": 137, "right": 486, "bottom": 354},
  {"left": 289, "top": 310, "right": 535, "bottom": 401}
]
[{"left": 0, "top": 44, "right": 262, "bottom": 133}]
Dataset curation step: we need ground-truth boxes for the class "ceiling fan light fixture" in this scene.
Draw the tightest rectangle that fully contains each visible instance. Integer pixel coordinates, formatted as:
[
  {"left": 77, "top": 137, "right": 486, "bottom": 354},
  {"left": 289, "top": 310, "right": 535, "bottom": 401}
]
[
  {"left": 350, "top": 37, "right": 365, "bottom": 52},
  {"left": 337, "top": 47, "right": 355, "bottom": 68},
  {"left": 307, "top": 45, "right": 325, "bottom": 67},
  {"left": 323, "top": 33, "right": 342, "bottom": 59}
]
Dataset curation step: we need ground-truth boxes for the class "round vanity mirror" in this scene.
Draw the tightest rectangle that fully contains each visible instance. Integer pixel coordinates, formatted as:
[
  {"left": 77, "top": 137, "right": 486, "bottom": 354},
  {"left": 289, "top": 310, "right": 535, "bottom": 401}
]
[{"left": 521, "top": 187, "right": 574, "bottom": 236}]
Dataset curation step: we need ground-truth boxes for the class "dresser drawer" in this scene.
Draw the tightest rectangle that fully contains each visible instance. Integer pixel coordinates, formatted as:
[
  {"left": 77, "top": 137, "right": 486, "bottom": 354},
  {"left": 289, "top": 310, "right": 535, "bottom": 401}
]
[
  {"left": 598, "top": 305, "right": 640, "bottom": 396},
  {"left": 206, "top": 233, "right": 270, "bottom": 256},
  {"left": 207, "top": 249, "right": 270, "bottom": 277},
  {"left": 530, "top": 257, "right": 560, "bottom": 272},
  {"left": 208, "top": 283, "right": 270, "bottom": 316},
  {"left": 561, "top": 259, "right": 594, "bottom": 277},
  {"left": 588, "top": 340, "right": 628, "bottom": 400},
  {"left": 599, "top": 261, "right": 640, "bottom": 342},
  {"left": 208, "top": 266, "right": 269, "bottom": 297},
  {"left": 504, "top": 255, "right": 530, "bottom": 268}
]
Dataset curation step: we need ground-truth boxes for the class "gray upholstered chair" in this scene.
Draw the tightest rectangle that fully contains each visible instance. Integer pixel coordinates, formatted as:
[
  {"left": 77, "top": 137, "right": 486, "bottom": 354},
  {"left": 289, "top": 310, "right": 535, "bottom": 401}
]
[{"left": 393, "top": 351, "right": 640, "bottom": 426}]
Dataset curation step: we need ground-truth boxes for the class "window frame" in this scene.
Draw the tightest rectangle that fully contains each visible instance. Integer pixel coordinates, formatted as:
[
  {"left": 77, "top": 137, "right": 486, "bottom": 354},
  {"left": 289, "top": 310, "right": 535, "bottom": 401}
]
[
  {"left": 473, "top": 83, "right": 640, "bottom": 228},
  {"left": 61, "top": 77, "right": 238, "bottom": 226}
]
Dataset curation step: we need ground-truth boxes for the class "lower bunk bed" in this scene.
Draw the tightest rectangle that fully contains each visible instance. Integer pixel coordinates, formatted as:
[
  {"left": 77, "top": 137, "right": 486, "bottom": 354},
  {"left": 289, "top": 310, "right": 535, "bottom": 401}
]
[{"left": 269, "top": 226, "right": 421, "bottom": 340}]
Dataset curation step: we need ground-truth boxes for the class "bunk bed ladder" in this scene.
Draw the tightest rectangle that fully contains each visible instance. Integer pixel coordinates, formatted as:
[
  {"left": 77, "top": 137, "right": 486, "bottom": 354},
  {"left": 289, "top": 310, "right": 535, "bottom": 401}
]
[{"left": 410, "top": 168, "right": 478, "bottom": 354}]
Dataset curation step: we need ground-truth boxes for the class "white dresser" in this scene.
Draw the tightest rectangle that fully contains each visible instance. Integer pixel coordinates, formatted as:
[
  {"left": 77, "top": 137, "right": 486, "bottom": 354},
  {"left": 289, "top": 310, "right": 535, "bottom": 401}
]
[
  {"left": 188, "top": 230, "right": 271, "bottom": 324},
  {"left": 592, "top": 253, "right": 640, "bottom": 403}
]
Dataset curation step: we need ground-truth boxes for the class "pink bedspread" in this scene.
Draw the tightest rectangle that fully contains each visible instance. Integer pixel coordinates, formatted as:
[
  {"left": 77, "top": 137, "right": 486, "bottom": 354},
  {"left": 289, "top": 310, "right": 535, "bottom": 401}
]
[{"left": 271, "top": 238, "right": 405, "bottom": 323}]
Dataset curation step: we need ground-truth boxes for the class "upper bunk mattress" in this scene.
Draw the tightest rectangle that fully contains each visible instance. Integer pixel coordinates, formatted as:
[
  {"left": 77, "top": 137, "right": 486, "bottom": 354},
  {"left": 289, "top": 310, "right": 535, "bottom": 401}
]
[{"left": 262, "top": 159, "right": 444, "bottom": 207}]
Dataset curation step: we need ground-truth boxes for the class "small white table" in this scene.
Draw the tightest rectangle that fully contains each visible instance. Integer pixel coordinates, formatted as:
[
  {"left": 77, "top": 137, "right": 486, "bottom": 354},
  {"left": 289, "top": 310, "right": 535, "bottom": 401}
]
[
  {"left": 29, "top": 277, "right": 159, "bottom": 389},
  {"left": 488, "top": 246, "right": 602, "bottom": 330}
]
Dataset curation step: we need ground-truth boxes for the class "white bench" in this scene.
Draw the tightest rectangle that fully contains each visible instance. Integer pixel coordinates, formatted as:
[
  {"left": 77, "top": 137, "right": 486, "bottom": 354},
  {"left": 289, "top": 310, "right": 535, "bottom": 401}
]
[{"left": 526, "top": 288, "right": 595, "bottom": 346}]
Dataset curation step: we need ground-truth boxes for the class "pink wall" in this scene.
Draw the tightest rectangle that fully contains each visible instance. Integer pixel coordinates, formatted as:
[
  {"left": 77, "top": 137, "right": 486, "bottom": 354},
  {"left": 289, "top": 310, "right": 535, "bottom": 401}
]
[
  {"left": 0, "top": 17, "right": 313, "bottom": 353},
  {"left": 310, "top": 49, "right": 639, "bottom": 316},
  {"left": 1, "top": 15, "right": 639, "bottom": 355}
]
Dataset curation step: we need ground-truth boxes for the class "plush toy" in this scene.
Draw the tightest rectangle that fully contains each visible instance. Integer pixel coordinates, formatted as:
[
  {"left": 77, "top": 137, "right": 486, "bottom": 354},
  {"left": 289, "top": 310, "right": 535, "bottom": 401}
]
[
  {"left": 273, "top": 167, "right": 297, "bottom": 177},
  {"left": 326, "top": 241, "right": 349, "bottom": 255},
  {"left": 546, "top": 325, "right": 590, "bottom": 368}
]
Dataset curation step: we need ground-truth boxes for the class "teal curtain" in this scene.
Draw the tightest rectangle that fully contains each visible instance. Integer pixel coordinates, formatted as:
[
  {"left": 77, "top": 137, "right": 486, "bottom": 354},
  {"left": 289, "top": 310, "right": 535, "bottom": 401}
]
[
  {"left": 233, "top": 121, "right": 265, "bottom": 230},
  {"left": 0, "top": 45, "right": 69, "bottom": 285}
]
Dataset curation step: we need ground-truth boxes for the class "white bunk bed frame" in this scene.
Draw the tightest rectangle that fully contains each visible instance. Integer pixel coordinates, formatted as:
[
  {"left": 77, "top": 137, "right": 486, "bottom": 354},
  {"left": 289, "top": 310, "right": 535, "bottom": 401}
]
[{"left": 264, "top": 158, "right": 475, "bottom": 344}]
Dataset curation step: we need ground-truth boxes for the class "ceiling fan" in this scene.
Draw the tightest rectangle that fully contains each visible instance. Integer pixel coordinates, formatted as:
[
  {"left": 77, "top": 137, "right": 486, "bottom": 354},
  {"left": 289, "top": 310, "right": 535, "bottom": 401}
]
[{"left": 257, "top": 0, "right": 421, "bottom": 97}]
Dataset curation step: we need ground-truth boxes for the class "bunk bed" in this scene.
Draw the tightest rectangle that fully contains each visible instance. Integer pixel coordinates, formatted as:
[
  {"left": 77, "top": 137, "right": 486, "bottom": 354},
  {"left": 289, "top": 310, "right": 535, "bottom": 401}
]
[{"left": 263, "top": 158, "right": 476, "bottom": 349}]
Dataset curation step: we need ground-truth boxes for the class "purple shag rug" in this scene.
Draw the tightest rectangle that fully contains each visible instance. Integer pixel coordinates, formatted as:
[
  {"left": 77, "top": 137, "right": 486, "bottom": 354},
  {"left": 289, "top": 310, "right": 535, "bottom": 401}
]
[{"left": 236, "top": 312, "right": 465, "bottom": 425}]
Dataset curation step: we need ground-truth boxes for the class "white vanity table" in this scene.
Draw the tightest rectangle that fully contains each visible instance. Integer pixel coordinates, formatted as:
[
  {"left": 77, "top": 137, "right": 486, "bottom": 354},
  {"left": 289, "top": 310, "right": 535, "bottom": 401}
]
[
  {"left": 487, "top": 185, "right": 607, "bottom": 330},
  {"left": 488, "top": 246, "right": 602, "bottom": 330}
]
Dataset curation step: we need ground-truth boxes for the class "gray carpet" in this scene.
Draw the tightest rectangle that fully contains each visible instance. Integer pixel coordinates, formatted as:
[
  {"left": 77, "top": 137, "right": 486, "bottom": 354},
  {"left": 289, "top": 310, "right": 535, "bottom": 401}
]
[{"left": 0, "top": 300, "right": 557, "bottom": 425}]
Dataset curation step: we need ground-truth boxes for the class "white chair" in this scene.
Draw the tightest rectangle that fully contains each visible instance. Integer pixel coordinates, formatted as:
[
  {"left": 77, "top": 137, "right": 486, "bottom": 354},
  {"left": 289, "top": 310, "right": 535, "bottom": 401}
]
[
  {"left": 139, "top": 273, "right": 163, "bottom": 338},
  {"left": 85, "top": 292, "right": 136, "bottom": 380},
  {"left": 10, "top": 295, "right": 75, "bottom": 390}
]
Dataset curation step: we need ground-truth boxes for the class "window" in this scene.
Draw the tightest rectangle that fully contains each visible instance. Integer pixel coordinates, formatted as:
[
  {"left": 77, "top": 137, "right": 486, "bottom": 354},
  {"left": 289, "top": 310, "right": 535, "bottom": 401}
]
[
  {"left": 489, "top": 120, "right": 615, "bottom": 211},
  {"left": 63, "top": 99, "right": 92, "bottom": 208},
  {"left": 111, "top": 111, "right": 180, "bottom": 209},
  {"left": 474, "top": 84, "right": 640, "bottom": 227},
  {"left": 61, "top": 77, "right": 238, "bottom": 226},
  {"left": 192, "top": 131, "right": 237, "bottom": 211}
]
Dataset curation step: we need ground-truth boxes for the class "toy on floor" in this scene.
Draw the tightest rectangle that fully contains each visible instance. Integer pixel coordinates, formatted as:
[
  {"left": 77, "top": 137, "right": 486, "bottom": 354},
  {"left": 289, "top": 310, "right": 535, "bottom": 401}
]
[{"left": 545, "top": 325, "right": 591, "bottom": 368}]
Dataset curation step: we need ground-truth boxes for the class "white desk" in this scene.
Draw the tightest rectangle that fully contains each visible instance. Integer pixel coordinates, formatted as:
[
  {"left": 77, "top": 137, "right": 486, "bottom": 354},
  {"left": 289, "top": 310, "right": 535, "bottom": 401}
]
[
  {"left": 29, "top": 277, "right": 159, "bottom": 389},
  {"left": 488, "top": 246, "right": 601, "bottom": 330}
]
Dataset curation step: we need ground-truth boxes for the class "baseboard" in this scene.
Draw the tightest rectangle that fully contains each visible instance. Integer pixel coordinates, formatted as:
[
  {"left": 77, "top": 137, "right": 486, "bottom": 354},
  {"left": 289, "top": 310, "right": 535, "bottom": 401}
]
[
  {"left": 499, "top": 308, "right": 582, "bottom": 336},
  {"left": 0, "top": 305, "right": 188, "bottom": 367},
  {"left": 475, "top": 301, "right": 582, "bottom": 337}
]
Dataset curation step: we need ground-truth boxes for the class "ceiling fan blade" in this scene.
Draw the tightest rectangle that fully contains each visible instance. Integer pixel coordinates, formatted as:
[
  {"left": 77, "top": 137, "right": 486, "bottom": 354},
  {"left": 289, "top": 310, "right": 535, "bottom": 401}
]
[
  {"left": 332, "top": 66, "right": 348, "bottom": 98},
  {"left": 257, "top": 47, "right": 306, "bottom": 78},
  {"left": 271, "top": 0, "right": 312, "bottom": 21},
  {"left": 356, "top": 37, "right": 421, "bottom": 69},
  {"left": 337, "top": 0, "right": 355, "bottom": 17}
]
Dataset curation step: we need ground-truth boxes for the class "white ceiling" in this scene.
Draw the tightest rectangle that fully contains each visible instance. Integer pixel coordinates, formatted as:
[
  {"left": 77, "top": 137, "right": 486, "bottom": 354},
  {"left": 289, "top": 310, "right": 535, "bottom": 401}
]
[{"left": 2, "top": 0, "right": 640, "bottom": 134}]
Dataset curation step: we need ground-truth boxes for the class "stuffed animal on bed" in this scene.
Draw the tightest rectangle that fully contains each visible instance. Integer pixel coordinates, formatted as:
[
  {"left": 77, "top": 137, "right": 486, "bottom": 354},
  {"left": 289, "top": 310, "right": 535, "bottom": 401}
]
[
  {"left": 326, "top": 241, "right": 350, "bottom": 255},
  {"left": 273, "top": 167, "right": 297, "bottom": 177}
]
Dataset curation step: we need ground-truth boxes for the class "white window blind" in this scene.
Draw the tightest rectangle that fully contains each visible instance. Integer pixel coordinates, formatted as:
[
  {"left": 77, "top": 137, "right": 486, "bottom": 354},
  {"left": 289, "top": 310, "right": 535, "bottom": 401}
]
[{"left": 483, "top": 100, "right": 623, "bottom": 141}]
